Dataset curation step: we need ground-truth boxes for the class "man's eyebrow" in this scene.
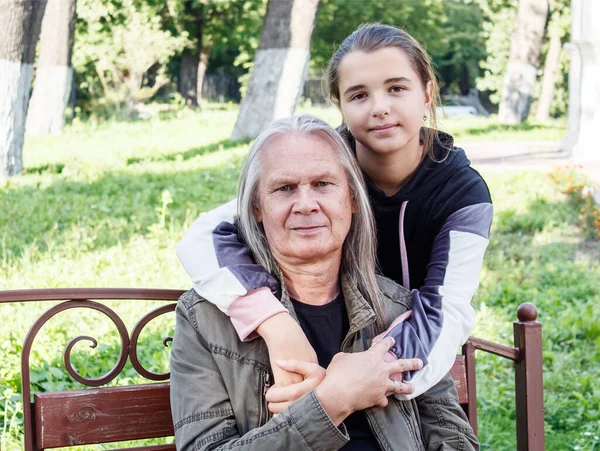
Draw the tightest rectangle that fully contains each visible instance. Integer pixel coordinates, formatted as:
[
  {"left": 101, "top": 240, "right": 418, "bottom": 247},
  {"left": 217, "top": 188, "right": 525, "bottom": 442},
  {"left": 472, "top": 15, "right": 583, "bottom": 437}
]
[{"left": 266, "top": 170, "right": 340, "bottom": 186}]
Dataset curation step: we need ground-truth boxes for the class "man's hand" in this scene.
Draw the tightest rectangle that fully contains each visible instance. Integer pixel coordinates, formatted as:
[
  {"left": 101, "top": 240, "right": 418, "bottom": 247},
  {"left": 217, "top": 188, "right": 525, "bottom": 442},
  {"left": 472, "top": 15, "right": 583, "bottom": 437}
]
[
  {"left": 315, "top": 337, "right": 423, "bottom": 425},
  {"left": 265, "top": 360, "right": 326, "bottom": 414},
  {"left": 257, "top": 312, "right": 318, "bottom": 386}
]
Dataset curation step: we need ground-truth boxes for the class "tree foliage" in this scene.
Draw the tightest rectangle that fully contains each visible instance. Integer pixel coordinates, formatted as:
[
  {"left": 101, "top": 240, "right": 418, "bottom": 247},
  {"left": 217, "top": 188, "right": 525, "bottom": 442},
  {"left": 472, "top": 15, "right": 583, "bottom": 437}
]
[
  {"left": 73, "top": 0, "right": 189, "bottom": 116},
  {"left": 310, "top": 0, "right": 486, "bottom": 95}
]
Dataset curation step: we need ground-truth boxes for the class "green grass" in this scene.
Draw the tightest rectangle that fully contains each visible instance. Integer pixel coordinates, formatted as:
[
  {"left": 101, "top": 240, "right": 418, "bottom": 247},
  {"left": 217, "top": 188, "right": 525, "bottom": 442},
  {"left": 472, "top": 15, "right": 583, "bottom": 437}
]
[{"left": 1, "top": 106, "right": 597, "bottom": 450}]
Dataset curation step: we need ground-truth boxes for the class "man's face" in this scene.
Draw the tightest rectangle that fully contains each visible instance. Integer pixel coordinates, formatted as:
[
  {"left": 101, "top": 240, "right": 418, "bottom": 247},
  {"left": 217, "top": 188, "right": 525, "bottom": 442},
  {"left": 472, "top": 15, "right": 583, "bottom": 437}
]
[{"left": 255, "top": 133, "right": 355, "bottom": 266}]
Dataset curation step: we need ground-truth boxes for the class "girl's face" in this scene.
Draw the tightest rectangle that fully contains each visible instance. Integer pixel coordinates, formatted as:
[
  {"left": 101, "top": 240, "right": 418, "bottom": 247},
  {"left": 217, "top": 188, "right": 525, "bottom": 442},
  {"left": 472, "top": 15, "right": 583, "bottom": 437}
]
[{"left": 337, "top": 47, "right": 433, "bottom": 157}]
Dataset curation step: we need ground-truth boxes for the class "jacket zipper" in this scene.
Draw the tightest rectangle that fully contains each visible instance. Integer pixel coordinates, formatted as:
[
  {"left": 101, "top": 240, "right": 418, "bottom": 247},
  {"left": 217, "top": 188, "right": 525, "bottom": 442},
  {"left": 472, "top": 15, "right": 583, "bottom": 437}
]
[{"left": 258, "top": 370, "right": 271, "bottom": 426}]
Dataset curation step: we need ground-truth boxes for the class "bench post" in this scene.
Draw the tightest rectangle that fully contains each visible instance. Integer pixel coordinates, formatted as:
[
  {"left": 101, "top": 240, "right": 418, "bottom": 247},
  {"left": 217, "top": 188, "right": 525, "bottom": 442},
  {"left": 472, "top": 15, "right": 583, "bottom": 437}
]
[
  {"left": 513, "top": 302, "right": 545, "bottom": 451},
  {"left": 462, "top": 340, "right": 478, "bottom": 435}
]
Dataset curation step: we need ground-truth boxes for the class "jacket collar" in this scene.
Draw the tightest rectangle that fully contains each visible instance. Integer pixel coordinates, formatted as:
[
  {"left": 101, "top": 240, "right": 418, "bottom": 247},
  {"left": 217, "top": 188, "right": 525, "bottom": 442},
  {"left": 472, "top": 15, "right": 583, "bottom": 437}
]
[{"left": 274, "top": 266, "right": 376, "bottom": 334}]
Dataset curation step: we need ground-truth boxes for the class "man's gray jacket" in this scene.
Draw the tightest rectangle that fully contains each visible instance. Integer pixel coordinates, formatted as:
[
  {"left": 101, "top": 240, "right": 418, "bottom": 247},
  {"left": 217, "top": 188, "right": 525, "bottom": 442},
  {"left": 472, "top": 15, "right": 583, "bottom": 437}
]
[{"left": 170, "top": 273, "right": 479, "bottom": 450}]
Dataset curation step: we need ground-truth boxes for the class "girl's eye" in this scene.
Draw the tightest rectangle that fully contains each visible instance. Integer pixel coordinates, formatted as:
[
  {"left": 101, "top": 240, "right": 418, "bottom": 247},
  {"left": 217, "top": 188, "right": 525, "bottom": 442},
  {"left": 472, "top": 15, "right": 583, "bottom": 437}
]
[
  {"left": 351, "top": 93, "right": 366, "bottom": 101},
  {"left": 390, "top": 86, "right": 405, "bottom": 93}
]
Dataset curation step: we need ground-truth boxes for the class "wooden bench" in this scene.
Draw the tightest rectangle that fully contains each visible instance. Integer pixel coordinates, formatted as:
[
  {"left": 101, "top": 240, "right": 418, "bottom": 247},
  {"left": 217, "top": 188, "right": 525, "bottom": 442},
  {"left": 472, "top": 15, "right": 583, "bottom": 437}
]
[{"left": 0, "top": 288, "right": 545, "bottom": 450}]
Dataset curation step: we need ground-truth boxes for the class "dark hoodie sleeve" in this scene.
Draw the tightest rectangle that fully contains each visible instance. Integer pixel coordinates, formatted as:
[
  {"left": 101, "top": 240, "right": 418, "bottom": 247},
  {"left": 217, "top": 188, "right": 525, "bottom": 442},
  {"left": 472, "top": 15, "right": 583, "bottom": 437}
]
[
  {"left": 176, "top": 199, "right": 280, "bottom": 316},
  {"left": 385, "top": 170, "right": 493, "bottom": 400}
]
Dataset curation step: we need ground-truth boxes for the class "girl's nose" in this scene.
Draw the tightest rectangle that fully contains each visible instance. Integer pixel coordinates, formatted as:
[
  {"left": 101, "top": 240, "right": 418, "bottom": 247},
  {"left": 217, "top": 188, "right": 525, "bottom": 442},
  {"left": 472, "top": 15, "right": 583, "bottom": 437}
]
[{"left": 371, "top": 95, "right": 391, "bottom": 118}]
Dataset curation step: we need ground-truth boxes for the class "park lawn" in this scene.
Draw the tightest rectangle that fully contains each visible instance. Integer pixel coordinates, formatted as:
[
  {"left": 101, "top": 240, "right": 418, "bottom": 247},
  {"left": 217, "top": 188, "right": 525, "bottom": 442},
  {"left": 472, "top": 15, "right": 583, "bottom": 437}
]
[{"left": 1, "top": 107, "right": 598, "bottom": 450}]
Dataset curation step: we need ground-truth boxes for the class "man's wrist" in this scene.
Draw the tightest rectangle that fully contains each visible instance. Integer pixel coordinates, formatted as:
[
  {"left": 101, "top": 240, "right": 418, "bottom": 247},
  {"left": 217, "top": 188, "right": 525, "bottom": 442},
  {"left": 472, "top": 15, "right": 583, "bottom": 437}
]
[{"left": 315, "top": 381, "right": 353, "bottom": 425}]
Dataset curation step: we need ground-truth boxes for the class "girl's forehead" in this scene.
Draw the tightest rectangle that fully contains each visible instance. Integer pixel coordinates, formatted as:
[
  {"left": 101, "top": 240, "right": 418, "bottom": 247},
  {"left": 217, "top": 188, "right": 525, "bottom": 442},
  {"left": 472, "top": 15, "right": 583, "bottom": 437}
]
[{"left": 338, "top": 47, "right": 418, "bottom": 86}]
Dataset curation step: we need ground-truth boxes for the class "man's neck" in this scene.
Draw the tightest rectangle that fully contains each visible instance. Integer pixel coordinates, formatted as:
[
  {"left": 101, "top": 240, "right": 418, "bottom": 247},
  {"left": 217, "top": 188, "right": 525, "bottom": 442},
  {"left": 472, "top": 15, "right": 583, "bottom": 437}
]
[
  {"left": 278, "top": 254, "right": 342, "bottom": 306},
  {"left": 356, "top": 135, "right": 424, "bottom": 197}
]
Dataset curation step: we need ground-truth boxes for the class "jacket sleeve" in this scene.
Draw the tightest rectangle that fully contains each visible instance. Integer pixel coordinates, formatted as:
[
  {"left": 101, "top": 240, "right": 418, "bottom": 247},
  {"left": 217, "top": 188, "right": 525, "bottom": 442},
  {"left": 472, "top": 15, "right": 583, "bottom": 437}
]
[
  {"left": 416, "top": 372, "right": 479, "bottom": 450},
  {"left": 176, "top": 199, "right": 285, "bottom": 340},
  {"left": 387, "top": 202, "right": 493, "bottom": 400},
  {"left": 170, "top": 301, "right": 350, "bottom": 451}
]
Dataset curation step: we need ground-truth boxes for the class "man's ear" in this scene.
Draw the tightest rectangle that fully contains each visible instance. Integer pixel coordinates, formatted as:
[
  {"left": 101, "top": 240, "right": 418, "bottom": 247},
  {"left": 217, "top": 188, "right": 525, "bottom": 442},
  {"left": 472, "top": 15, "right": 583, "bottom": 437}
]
[{"left": 254, "top": 202, "right": 262, "bottom": 223}]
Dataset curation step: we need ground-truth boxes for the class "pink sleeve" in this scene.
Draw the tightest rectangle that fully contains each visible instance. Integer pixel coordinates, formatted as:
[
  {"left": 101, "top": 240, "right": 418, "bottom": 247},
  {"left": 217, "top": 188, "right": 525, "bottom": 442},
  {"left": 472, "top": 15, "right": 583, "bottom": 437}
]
[{"left": 228, "top": 287, "right": 288, "bottom": 341}]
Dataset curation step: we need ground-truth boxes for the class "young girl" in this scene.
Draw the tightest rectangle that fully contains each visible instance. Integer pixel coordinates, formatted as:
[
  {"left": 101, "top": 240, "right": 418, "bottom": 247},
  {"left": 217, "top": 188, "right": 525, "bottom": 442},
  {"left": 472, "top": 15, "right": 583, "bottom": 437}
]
[{"left": 176, "top": 23, "right": 492, "bottom": 400}]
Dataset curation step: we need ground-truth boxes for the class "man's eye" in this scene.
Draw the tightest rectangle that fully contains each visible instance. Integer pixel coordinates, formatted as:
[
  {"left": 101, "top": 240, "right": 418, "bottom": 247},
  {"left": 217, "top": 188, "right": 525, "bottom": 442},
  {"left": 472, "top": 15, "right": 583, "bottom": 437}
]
[
  {"left": 316, "top": 181, "right": 331, "bottom": 187},
  {"left": 278, "top": 185, "right": 292, "bottom": 192}
]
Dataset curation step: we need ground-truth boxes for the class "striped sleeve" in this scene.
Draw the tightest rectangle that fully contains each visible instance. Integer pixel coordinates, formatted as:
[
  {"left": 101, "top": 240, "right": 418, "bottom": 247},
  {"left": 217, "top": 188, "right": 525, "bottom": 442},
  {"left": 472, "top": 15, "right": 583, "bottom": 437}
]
[
  {"left": 387, "top": 202, "right": 493, "bottom": 400},
  {"left": 176, "top": 199, "right": 283, "bottom": 334}
]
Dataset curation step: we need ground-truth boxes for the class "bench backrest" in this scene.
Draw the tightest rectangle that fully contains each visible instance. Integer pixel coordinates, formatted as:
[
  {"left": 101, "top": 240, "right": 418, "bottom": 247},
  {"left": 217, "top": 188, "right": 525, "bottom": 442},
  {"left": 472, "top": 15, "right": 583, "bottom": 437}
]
[{"left": 0, "top": 288, "right": 544, "bottom": 450}]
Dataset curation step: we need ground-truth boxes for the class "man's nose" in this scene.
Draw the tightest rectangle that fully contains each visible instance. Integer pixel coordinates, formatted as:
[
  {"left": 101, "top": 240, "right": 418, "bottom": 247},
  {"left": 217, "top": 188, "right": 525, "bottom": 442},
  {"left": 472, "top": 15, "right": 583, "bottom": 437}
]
[{"left": 292, "top": 186, "right": 319, "bottom": 214}]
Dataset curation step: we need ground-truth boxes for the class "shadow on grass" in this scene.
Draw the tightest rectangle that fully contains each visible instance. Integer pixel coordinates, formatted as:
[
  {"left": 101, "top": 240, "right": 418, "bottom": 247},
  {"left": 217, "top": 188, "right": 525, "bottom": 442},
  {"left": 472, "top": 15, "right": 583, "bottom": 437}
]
[
  {"left": 465, "top": 121, "right": 565, "bottom": 137},
  {"left": 126, "top": 137, "right": 251, "bottom": 165},
  {"left": 22, "top": 163, "right": 66, "bottom": 175},
  {"left": 0, "top": 158, "right": 242, "bottom": 261}
]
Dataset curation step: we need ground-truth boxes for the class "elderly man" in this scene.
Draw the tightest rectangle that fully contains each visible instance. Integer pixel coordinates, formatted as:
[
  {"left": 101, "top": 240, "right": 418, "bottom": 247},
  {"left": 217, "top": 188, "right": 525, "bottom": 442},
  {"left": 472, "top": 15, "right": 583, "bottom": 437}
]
[{"left": 170, "top": 115, "right": 477, "bottom": 450}]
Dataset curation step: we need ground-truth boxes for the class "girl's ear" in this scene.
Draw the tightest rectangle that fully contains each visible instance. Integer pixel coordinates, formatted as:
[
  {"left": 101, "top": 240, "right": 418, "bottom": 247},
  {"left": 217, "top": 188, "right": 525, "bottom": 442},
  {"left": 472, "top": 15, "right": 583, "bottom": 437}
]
[{"left": 424, "top": 80, "right": 434, "bottom": 110}]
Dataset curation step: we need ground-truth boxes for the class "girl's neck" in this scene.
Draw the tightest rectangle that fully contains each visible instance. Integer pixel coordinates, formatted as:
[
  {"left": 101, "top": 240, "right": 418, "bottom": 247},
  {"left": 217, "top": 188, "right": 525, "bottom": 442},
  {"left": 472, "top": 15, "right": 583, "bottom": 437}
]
[
  {"left": 279, "top": 255, "right": 341, "bottom": 306},
  {"left": 356, "top": 134, "right": 425, "bottom": 196}
]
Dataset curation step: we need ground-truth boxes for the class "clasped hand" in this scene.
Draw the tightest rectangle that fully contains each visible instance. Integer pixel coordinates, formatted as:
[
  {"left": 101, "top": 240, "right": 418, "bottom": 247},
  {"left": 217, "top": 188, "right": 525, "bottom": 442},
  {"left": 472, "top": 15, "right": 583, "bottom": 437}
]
[{"left": 265, "top": 337, "right": 423, "bottom": 415}]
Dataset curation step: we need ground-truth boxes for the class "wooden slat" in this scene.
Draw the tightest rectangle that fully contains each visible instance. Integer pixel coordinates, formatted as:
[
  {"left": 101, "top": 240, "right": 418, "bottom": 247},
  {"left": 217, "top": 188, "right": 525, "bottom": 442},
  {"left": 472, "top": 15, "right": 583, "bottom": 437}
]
[
  {"left": 450, "top": 355, "right": 468, "bottom": 405},
  {"left": 117, "top": 445, "right": 175, "bottom": 451},
  {"left": 0, "top": 288, "right": 185, "bottom": 303},
  {"left": 34, "top": 383, "right": 173, "bottom": 449}
]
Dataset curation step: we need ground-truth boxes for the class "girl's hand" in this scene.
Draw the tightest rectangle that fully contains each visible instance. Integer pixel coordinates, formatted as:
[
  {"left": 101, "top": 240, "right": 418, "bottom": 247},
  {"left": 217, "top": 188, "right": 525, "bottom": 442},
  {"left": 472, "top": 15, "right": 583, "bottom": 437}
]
[
  {"left": 315, "top": 338, "right": 423, "bottom": 425},
  {"left": 371, "top": 310, "right": 413, "bottom": 381},
  {"left": 265, "top": 360, "right": 326, "bottom": 414},
  {"left": 256, "top": 313, "right": 318, "bottom": 386}
]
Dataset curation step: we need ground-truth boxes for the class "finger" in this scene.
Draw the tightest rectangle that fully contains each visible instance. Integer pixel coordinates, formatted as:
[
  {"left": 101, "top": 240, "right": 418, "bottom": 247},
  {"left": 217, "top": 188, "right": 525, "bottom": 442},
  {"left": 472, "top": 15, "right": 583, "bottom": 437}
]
[
  {"left": 276, "top": 359, "right": 322, "bottom": 378},
  {"left": 268, "top": 401, "right": 290, "bottom": 414},
  {"left": 265, "top": 379, "right": 313, "bottom": 403},
  {"left": 370, "top": 336, "right": 396, "bottom": 357},
  {"left": 387, "top": 379, "right": 414, "bottom": 395},
  {"left": 387, "top": 358, "right": 423, "bottom": 374}
]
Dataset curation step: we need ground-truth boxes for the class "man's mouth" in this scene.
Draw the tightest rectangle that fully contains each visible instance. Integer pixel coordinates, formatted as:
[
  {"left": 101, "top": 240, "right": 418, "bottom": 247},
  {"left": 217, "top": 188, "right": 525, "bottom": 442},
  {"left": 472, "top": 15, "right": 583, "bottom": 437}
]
[{"left": 291, "top": 226, "right": 325, "bottom": 233}]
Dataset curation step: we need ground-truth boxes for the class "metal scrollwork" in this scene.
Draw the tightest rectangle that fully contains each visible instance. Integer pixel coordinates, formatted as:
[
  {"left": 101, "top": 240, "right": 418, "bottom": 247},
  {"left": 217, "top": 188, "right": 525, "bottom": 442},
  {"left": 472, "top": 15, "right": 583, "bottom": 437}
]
[{"left": 129, "top": 303, "right": 177, "bottom": 380}]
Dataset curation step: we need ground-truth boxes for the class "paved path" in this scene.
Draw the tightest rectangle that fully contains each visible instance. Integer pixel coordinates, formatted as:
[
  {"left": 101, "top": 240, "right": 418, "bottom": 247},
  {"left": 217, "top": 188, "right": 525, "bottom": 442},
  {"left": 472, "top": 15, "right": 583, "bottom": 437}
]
[{"left": 464, "top": 140, "right": 600, "bottom": 204}]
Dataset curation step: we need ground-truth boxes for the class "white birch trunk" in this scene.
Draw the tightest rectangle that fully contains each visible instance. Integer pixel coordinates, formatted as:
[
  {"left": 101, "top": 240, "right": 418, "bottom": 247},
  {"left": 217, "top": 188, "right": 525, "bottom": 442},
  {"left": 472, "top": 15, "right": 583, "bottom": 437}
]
[
  {"left": 0, "top": 60, "right": 34, "bottom": 177},
  {"left": 498, "top": 0, "right": 549, "bottom": 124},
  {"left": 26, "top": 0, "right": 76, "bottom": 135},
  {"left": 231, "top": 0, "right": 319, "bottom": 140},
  {"left": 535, "top": 29, "right": 562, "bottom": 122},
  {"left": 0, "top": 0, "right": 47, "bottom": 179},
  {"left": 26, "top": 66, "right": 74, "bottom": 135}
]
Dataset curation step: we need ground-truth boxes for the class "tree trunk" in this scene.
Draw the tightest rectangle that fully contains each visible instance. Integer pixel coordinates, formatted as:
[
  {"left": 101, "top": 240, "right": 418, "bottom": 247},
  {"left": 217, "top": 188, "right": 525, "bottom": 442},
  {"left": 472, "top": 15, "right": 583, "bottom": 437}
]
[
  {"left": 535, "top": 28, "right": 562, "bottom": 122},
  {"left": 179, "top": 50, "right": 199, "bottom": 108},
  {"left": 197, "top": 43, "right": 212, "bottom": 106},
  {"left": 178, "top": 1, "right": 205, "bottom": 108},
  {"left": 0, "top": 0, "right": 47, "bottom": 179},
  {"left": 26, "top": 0, "right": 76, "bottom": 135},
  {"left": 231, "top": 0, "right": 320, "bottom": 140},
  {"left": 498, "top": 0, "right": 549, "bottom": 124}
]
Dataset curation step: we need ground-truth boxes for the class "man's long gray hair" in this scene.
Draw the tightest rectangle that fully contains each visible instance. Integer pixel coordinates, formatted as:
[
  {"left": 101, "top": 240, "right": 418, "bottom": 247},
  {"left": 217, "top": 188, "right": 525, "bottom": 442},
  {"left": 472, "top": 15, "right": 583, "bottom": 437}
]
[{"left": 237, "top": 114, "right": 384, "bottom": 328}]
